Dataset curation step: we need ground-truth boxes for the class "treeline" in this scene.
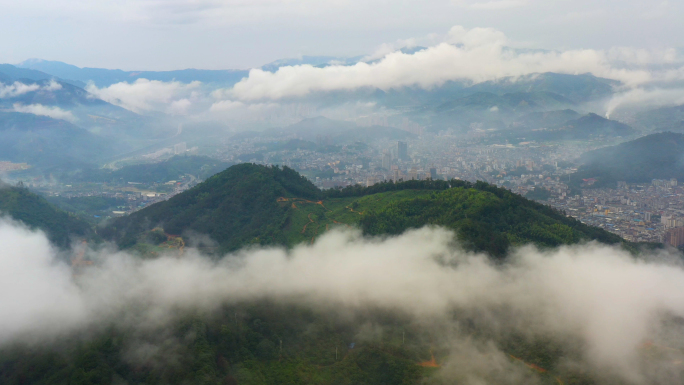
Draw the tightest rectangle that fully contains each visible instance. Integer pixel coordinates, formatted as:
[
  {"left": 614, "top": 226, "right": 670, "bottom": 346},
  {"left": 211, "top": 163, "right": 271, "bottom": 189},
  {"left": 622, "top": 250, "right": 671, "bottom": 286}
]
[
  {"left": 324, "top": 179, "right": 468, "bottom": 198},
  {"left": 360, "top": 181, "right": 624, "bottom": 258}
]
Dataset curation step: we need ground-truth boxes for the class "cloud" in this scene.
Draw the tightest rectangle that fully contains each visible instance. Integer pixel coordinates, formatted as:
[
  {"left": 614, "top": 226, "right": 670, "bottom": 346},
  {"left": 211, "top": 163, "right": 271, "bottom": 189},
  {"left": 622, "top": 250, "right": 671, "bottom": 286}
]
[
  {"left": 0, "top": 82, "right": 40, "bottom": 98},
  {"left": 42, "top": 79, "right": 63, "bottom": 91},
  {"left": 228, "top": 25, "right": 658, "bottom": 101},
  {"left": 12, "top": 103, "right": 77, "bottom": 122},
  {"left": 604, "top": 88, "right": 684, "bottom": 118},
  {"left": 3, "top": 219, "right": 684, "bottom": 382},
  {"left": 167, "top": 98, "right": 192, "bottom": 115},
  {"left": 0, "top": 80, "right": 66, "bottom": 99},
  {"left": 86, "top": 79, "right": 201, "bottom": 113}
]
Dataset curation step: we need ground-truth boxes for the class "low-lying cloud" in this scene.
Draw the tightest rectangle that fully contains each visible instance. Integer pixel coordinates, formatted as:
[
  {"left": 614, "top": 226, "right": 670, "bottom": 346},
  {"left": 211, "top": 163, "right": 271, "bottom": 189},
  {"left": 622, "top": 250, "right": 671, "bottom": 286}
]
[
  {"left": 3, "top": 218, "right": 684, "bottom": 383},
  {"left": 86, "top": 78, "right": 202, "bottom": 114},
  {"left": 12, "top": 103, "right": 77, "bottom": 122},
  {"left": 0, "top": 80, "right": 63, "bottom": 99}
]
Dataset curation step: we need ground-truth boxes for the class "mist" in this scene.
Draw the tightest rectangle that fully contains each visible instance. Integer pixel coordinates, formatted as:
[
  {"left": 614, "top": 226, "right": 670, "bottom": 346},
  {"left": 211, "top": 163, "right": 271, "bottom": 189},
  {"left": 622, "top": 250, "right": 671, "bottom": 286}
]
[{"left": 3, "top": 218, "right": 684, "bottom": 383}]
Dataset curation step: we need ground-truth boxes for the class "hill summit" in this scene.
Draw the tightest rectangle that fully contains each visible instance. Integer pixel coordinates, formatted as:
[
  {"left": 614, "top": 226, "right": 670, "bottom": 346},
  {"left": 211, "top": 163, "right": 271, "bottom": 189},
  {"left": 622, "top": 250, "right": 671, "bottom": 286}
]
[{"left": 104, "top": 163, "right": 626, "bottom": 257}]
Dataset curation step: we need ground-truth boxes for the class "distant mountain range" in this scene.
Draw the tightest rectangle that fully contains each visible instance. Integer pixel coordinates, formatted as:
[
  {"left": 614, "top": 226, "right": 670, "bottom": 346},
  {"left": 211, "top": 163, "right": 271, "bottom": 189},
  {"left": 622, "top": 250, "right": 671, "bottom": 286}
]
[{"left": 17, "top": 59, "right": 250, "bottom": 88}]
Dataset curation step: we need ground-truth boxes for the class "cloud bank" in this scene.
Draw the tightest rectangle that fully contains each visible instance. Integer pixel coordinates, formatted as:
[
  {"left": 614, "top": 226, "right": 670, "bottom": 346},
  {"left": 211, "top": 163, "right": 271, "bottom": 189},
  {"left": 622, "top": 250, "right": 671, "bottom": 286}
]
[
  {"left": 3, "top": 218, "right": 684, "bottom": 382},
  {"left": 225, "top": 26, "right": 670, "bottom": 101}
]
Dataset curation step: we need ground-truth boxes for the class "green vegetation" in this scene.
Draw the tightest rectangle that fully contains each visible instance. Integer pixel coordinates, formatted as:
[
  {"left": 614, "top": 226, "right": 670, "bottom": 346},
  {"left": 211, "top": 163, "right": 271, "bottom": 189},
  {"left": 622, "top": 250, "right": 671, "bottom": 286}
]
[
  {"left": 0, "top": 182, "right": 90, "bottom": 248},
  {"left": 104, "top": 164, "right": 626, "bottom": 258},
  {"left": 358, "top": 181, "right": 622, "bottom": 257},
  {"left": 0, "top": 302, "right": 570, "bottom": 385},
  {"left": 101, "top": 164, "right": 322, "bottom": 251}
]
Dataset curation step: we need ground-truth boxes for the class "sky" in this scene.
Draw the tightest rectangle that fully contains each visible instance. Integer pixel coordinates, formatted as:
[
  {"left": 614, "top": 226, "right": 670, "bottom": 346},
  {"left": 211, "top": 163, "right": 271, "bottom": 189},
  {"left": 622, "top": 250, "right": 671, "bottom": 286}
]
[{"left": 0, "top": 0, "right": 682, "bottom": 70}]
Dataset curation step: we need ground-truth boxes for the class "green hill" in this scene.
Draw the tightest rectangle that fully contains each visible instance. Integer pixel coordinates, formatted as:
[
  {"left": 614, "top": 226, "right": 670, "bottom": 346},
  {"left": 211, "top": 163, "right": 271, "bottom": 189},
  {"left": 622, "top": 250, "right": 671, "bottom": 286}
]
[
  {"left": 571, "top": 132, "right": 684, "bottom": 188},
  {"left": 103, "top": 164, "right": 625, "bottom": 257},
  {"left": 0, "top": 182, "right": 90, "bottom": 248},
  {"left": 102, "top": 163, "right": 323, "bottom": 251}
]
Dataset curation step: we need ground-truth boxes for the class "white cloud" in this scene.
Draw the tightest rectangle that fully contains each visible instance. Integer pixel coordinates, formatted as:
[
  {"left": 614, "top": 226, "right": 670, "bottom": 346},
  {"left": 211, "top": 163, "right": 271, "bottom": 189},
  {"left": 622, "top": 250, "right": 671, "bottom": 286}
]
[
  {"left": 42, "top": 79, "right": 63, "bottom": 91},
  {"left": 167, "top": 98, "right": 192, "bottom": 115},
  {"left": 0, "top": 82, "right": 40, "bottom": 98},
  {"left": 3, "top": 220, "right": 684, "bottom": 382},
  {"left": 604, "top": 88, "right": 684, "bottom": 118},
  {"left": 209, "top": 99, "right": 246, "bottom": 112},
  {"left": 0, "top": 80, "right": 66, "bottom": 99},
  {"left": 12, "top": 103, "right": 77, "bottom": 122},
  {"left": 86, "top": 79, "right": 201, "bottom": 113},
  {"left": 228, "top": 26, "right": 659, "bottom": 101}
]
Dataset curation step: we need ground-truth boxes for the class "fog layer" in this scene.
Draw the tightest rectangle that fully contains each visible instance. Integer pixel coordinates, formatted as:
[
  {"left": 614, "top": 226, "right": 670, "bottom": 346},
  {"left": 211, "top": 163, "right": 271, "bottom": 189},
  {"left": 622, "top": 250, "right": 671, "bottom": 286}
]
[{"left": 2, "top": 218, "right": 684, "bottom": 383}]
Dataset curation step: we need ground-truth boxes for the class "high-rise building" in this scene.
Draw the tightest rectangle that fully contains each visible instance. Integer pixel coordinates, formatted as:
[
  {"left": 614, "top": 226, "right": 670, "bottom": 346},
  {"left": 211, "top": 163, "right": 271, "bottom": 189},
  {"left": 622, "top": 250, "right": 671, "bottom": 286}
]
[
  {"left": 665, "top": 227, "right": 684, "bottom": 247},
  {"left": 381, "top": 151, "right": 392, "bottom": 170},
  {"left": 644, "top": 212, "right": 652, "bottom": 222},
  {"left": 397, "top": 141, "right": 408, "bottom": 161},
  {"left": 430, "top": 168, "right": 437, "bottom": 180}
]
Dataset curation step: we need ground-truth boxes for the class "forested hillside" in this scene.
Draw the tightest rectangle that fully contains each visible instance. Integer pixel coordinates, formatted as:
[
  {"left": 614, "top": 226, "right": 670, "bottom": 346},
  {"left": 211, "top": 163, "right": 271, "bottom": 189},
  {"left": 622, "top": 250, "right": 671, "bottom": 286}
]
[
  {"left": 571, "top": 132, "right": 684, "bottom": 188},
  {"left": 0, "top": 182, "right": 90, "bottom": 247},
  {"left": 104, "top": 163, "right": 626, "bottom": 257}
]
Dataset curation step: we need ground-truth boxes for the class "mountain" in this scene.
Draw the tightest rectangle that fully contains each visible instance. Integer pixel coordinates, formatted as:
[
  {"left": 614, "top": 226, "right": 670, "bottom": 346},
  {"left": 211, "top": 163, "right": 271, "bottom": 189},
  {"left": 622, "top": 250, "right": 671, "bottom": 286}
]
[
  {"left": 103, "top": 163, "right": 625, "bottom": 257},
  {"left": 0, "top": 74, "right": 164, "bottom": 168},
  {"left": 436, "top": 91, "right": 575, "bottom": 113},
  {"left": 502, "top": 113, "right": 636, "bottom": 142},
  {"left": 17, "top": 59, "right": 250, "bottom": 87},
  {"left": 571, "top": 132, "right": 684, "bottom": 188},
  {"left": 633, "top": 103, "right": 684, "bottom": 132},
  {"left": 464, "top": 72, "right": 617, "bottom": 103},
  {"left": 0, "top": 182, "right": 90, "bottom": 248},
  {"left": 0, "top": 76, "right": 140, "bottom": 123},
  {"left": 261, "top": 55, "right": 363, "bottom": 72},
  {"left": 550, "top": 113, "right": 636, "bottom": 138},
  {"left": 0, "top": 63, "right": 85, "bottom": 87},
  {"left": 512, "top": 109, "right": 581, "bottom": 130},
  {"left": 101, "top": 164, "right": 323, "bottom": 251},
  {"left": 0, "top": 111, "right": 118, "bottom": 169}
]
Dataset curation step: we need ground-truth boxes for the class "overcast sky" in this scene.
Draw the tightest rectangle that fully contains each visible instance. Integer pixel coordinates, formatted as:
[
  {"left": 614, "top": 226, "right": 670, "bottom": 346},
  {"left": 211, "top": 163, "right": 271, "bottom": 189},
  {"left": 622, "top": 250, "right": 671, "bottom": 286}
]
[{"left": 0, "top": 0, "right": 680, "bottom": 71}]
